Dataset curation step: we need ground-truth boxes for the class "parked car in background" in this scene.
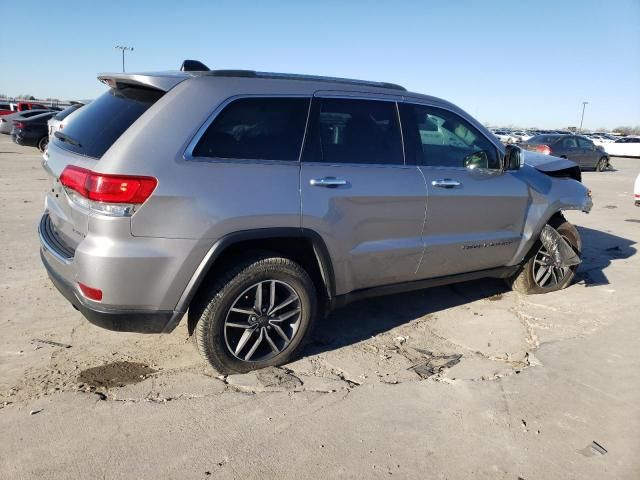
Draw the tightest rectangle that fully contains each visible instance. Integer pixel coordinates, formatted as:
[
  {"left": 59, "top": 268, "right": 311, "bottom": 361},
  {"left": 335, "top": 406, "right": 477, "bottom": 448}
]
[
  {"left": 605, "top": 137, "right": 640, "bottom": 158},
  {"left": 39, "top": 63, "right": 592, "bottom": 374},
  {"left": 512, "top": 130, "right": 534, "bottom": 142},
  {"left": 0, "top": 109, "right": 51, "bottom": 134},
  {"left": 11, "top": 111, "right": 56, "bottom": 152},
  {"left": 635, "top": 173, "right": 640, "bottom": 206},
  {"left": 520, "top": 134, "right": 610, "bottom": 171},
  {"left": 492, "top": 130, "right": 517, "bottom": 144},
  {"left": 48, "top": 103, "right": 85, "bottom": 140},
  {"left": 0, "top": 102, "right": 12, "bottom": 116},
  {"left": 10, "top": 101, "right": 48, "bottom": 112}
]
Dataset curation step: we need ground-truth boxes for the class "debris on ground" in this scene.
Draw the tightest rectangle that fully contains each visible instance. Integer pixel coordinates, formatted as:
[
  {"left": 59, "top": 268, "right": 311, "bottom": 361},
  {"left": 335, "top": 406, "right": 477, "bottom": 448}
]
[
  {"left": 32, "top": 339, "right": 72, "bottom": 349},
  {"left": 579, "top": 441, "right": 608, "bottom": 457}
]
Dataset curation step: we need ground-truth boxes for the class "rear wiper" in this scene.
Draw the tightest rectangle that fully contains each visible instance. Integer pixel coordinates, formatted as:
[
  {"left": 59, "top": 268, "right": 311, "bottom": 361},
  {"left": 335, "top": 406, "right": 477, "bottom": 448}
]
[{"left": 54, "top": 131, "right": 82, "bottom": 147}]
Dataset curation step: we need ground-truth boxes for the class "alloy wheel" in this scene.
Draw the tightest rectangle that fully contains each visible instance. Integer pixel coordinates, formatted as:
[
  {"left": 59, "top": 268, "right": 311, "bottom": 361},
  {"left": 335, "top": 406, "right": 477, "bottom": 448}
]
[
  {"left": 224, "top": 280, "right": 301, "bottom": 362},
  {"left": 532, "top": 240, "right": 573, "bottom": 288}
]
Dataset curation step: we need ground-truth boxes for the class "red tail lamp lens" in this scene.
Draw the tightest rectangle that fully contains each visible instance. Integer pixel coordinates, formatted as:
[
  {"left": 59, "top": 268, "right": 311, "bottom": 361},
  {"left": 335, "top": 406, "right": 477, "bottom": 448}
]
[
  {"left": 534, "top": 144, "right": 552, "bottom": 155},
  {"left": 60, "top": 165, "right": 157, "bottom": 204}
]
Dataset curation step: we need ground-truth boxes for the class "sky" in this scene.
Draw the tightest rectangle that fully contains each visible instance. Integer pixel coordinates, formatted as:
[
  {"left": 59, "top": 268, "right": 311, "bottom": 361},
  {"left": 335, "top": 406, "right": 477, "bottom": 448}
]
[{"left": 1, "top": 0, "right": 638, "bottom": 129}]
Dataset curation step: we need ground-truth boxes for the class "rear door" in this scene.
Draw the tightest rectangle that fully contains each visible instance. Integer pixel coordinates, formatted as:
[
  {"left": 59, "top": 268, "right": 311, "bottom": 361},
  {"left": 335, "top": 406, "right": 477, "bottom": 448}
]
[
  {"left": 399, "top": 102, "right": 529, "bottom": 279},
  {"left": 300, "top": 95, "right": 427, "bottom": 294},
  {"left": 557, "top": 136, "right": 581, "bottom": 164},
  {"left": 576, "top": 136, "right": 599, "bottom": 168}
]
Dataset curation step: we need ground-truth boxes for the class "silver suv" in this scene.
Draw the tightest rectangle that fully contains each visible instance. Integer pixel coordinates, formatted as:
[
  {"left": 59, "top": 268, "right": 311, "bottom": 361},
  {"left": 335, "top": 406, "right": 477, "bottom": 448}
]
[{"left": 39, "top": 61, "right": 593, "bottom": 373}]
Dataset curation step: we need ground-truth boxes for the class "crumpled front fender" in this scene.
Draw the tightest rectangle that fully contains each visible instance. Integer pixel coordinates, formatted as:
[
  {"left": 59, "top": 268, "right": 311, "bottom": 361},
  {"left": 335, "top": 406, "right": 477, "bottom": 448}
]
[{"left": 508, "top": 167, "right": 592, "bottom": 265}]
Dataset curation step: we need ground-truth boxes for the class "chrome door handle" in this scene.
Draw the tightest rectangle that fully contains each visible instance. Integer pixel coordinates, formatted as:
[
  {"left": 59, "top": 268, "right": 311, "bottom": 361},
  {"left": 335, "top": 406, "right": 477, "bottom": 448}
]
[
  {"left": 310, "top": 177, "right": 348, "bottom": 188},
  {"left": 431, "top": 179, "right": 461, "bottom": 188}
]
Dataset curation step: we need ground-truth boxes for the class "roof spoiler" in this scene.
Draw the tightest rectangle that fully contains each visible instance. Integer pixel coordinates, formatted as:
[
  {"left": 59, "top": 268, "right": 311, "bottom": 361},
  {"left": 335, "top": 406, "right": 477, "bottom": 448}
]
[{"left": 180, "top": 60, "right": 210, "bottom": 72}]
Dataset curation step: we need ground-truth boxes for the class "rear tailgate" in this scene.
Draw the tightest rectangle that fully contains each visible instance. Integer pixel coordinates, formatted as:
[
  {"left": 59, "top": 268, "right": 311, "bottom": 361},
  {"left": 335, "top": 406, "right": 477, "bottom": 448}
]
[{"left": 42, "top": 76, "right": 178, "bottom": 253}]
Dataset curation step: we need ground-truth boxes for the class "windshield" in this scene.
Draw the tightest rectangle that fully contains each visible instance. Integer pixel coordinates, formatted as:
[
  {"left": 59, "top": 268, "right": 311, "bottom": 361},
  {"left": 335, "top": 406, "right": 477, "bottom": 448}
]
[{"left": 51, "top": 86, "right": 163, "bottom": 159}]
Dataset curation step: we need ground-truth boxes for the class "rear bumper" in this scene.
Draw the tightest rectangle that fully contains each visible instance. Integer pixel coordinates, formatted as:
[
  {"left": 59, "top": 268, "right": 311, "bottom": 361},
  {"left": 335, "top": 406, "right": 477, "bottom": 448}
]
[
  {"left": 39, "top": 214, "right": 180, "bottom": 333},
  {"left": 41, "top": 250, "right": 175, "bottom": 333}
]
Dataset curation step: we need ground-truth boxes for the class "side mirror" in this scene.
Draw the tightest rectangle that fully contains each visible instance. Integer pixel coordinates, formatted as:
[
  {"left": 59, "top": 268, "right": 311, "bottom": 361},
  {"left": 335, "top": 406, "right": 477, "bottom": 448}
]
[{"left": 503, "top": 144, "right": 522, "bottom": 171}]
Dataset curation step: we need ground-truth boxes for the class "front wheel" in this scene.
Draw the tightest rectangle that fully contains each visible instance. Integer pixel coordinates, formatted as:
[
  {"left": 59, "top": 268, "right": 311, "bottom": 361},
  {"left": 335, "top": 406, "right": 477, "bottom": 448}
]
[
  {"left": 190, "top": 255, "right": 317, "bottom": 374},
  {"left": 508, "top": 216, "right": 581, "bottom": 295}
]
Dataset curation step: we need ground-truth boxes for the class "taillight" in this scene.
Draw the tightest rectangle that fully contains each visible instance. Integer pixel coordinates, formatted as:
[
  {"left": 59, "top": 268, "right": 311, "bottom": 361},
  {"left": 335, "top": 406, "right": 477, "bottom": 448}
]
[
  {"left": 59, "top": 165, "right": 157, "bottom": 216},
  {"left": 534, "top": 144, "right": 552, "bottom": 155},
  {"left": 14, "top": 121, "right": 26, "bottom": 129}
]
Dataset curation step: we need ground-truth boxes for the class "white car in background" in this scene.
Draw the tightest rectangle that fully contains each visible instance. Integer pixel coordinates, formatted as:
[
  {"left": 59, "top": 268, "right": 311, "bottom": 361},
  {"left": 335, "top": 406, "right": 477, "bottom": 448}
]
[
  {"left": 511, "top": 130, "right": 534, "bottom": 142},
  {"left": 586, "top": 133, "right": 614, "bottom": 147},
  {"left": 47, "top": 103, "right": 85, "bottom": 141},
  {"left": 492, "top": 130, "right": 517, "bottom": 144},
  {"left": 605, "top": 137, "right": 640, "bottom": 158}
]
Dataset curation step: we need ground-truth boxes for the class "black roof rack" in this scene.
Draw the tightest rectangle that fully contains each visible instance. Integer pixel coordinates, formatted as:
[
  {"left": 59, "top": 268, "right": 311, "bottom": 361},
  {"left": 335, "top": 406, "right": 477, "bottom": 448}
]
[{"left": 206, "top": 69, "right": 406, "bottom": 91}]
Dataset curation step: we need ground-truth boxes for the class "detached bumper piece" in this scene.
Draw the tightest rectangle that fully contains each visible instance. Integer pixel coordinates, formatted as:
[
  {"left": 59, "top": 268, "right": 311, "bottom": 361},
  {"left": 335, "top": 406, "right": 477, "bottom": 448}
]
[{"left": 539, "top": 225, "right": 581, "bottom": 267}]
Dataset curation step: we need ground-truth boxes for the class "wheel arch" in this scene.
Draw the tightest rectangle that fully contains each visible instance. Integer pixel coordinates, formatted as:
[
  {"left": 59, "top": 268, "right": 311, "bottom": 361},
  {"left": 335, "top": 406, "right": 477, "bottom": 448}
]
[{"left": 169, "top": 228, "right": 335, "bottom": 334}]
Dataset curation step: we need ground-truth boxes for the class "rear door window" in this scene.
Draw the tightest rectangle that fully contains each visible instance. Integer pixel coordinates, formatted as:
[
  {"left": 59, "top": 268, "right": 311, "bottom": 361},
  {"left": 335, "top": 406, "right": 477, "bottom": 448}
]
[
  {"left": 192, "top": 97, "right": 310, "bottom": 161},
  {"left": 52, "top": 86, "right": 164, "bottom": 159},
  {"left": 577, "top": 137, "right": 593, "bottom": 149},
  {"left": 560, "top": 137, "right": 578, "bottom": 149},
  {"left": 302, "top": 98, "right": 404, "bottom": 165}
]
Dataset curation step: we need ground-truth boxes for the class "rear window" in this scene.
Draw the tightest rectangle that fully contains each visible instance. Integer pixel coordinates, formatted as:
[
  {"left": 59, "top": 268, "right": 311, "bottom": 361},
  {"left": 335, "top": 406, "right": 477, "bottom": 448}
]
[
  {"left": 22, "top": 110, "right": 48, "bottom": 118},
  {"left": 528, "top": 135, "right": 559, "bottom": 144},
  {"left": 54, "top": 104, "right": 82, "bottom": 121},
  {"left": 52, "top": 87, "right": 163, "bottom": 159}
]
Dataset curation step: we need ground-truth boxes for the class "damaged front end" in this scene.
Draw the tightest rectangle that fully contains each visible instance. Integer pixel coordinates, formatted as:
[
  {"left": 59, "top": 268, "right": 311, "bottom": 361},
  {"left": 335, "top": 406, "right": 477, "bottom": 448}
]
[
  {"left": 539, "top": 224, "right": 581, "bottom": 268},
  {"left": 523, "top": 150, "right": 583, "bottom": 183}
]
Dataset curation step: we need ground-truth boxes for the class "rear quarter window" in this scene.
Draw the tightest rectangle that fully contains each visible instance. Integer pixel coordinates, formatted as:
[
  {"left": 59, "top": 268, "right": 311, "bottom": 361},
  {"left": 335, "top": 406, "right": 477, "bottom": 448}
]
[
  {"left": 192, "top": 97, "right": 310, "bottom": 161},
  {"left": 52, "top": 87, "right": 163, "bottom": 159}
]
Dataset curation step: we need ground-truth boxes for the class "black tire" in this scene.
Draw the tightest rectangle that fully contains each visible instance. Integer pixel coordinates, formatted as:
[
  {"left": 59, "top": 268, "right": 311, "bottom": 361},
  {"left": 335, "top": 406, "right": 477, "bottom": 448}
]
[
  {"left": 37, "top": 136, "right": 49, "bottom": 153},
  {"left": 508, "top": 216, "right": 581, "bottom": 295},
  {"left": 190, "top": 254, "right": 317, "bottom": 374},
  {"left": 595, "top": 157, "right": 608, "bottom": 172}
]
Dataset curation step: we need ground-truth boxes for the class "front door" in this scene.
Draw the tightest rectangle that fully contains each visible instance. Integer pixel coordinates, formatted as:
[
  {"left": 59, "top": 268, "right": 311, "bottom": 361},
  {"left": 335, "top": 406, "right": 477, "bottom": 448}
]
[
  {"left": 300, "top": 96, "right": 427, "bottom": 295},
  {"left": 399, "top": 103, "right": 530, "bottom": 279}
]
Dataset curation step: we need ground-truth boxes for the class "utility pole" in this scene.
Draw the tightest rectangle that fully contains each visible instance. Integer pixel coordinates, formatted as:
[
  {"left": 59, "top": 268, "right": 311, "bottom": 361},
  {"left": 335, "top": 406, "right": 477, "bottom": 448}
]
[
  {"left": 578, "top": 101, "right": 589, "bottom": 133},
  {"left": 114, "top": 45, "right": 134, "bottom": 72}
]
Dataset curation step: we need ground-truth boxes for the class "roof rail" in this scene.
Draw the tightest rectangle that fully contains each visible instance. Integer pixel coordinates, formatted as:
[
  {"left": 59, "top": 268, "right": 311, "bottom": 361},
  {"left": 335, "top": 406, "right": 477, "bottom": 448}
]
[{"left": 207, "top": 69, "right": 406, "bottom": 91}]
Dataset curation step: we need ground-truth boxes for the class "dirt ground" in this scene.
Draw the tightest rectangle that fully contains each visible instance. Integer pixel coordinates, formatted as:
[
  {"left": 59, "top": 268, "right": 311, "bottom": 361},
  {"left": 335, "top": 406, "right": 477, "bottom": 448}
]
[{"left": 1, "top": 134, "right": 639, "bottom": 479}]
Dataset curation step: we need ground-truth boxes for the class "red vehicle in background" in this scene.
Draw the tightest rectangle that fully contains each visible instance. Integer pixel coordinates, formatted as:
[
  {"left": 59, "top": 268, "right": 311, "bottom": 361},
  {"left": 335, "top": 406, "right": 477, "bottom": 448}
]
[
  {"left": 0, "top": 101, "right": 48, "bottom": 116},
  {"left": 0, "top": 102, "right": 11, "bottom": 116}
]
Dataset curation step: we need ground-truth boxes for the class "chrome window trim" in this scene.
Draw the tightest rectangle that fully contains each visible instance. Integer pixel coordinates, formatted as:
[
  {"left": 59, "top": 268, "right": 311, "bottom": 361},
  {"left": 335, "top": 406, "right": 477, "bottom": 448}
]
[{"left": 183, "top": 94, "right": 312, "bottom": 164}]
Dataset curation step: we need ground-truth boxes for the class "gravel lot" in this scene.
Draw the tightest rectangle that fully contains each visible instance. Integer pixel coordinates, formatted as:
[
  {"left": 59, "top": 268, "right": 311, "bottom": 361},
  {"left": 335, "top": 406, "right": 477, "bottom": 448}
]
[{"left": 1, "top": 134, "right": 639, "bottom": 479}]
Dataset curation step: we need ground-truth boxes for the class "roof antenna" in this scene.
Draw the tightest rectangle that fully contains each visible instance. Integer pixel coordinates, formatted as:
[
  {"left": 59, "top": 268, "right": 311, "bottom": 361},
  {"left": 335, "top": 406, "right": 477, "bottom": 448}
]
[{"left": 180, "top": 60, "right": 210, "bottom": 72}]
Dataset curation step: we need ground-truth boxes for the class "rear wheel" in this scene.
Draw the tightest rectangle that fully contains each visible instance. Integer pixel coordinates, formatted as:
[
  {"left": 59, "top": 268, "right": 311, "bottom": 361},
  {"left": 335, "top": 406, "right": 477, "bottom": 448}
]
[
  {"left": 595, "top": 157, "right": 608, "bottom": 172},
  {"left": 190, "top": 255, "right": 317, "bottom": 374},
  {"left": 508, "top": 216, "right": 581, "bottom": 295},
  {"left": 37, "top": 136, "right": 49, "bottom": 153}
]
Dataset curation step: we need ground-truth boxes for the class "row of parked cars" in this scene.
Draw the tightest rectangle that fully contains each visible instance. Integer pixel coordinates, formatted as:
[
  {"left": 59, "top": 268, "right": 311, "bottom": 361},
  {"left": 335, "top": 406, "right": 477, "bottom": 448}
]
[
  {"left": 489, "top": 128, "right": 640, "bottom": 171},
  {"left": 0, "top": 101, "right": 85, "bottom": 152}
]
